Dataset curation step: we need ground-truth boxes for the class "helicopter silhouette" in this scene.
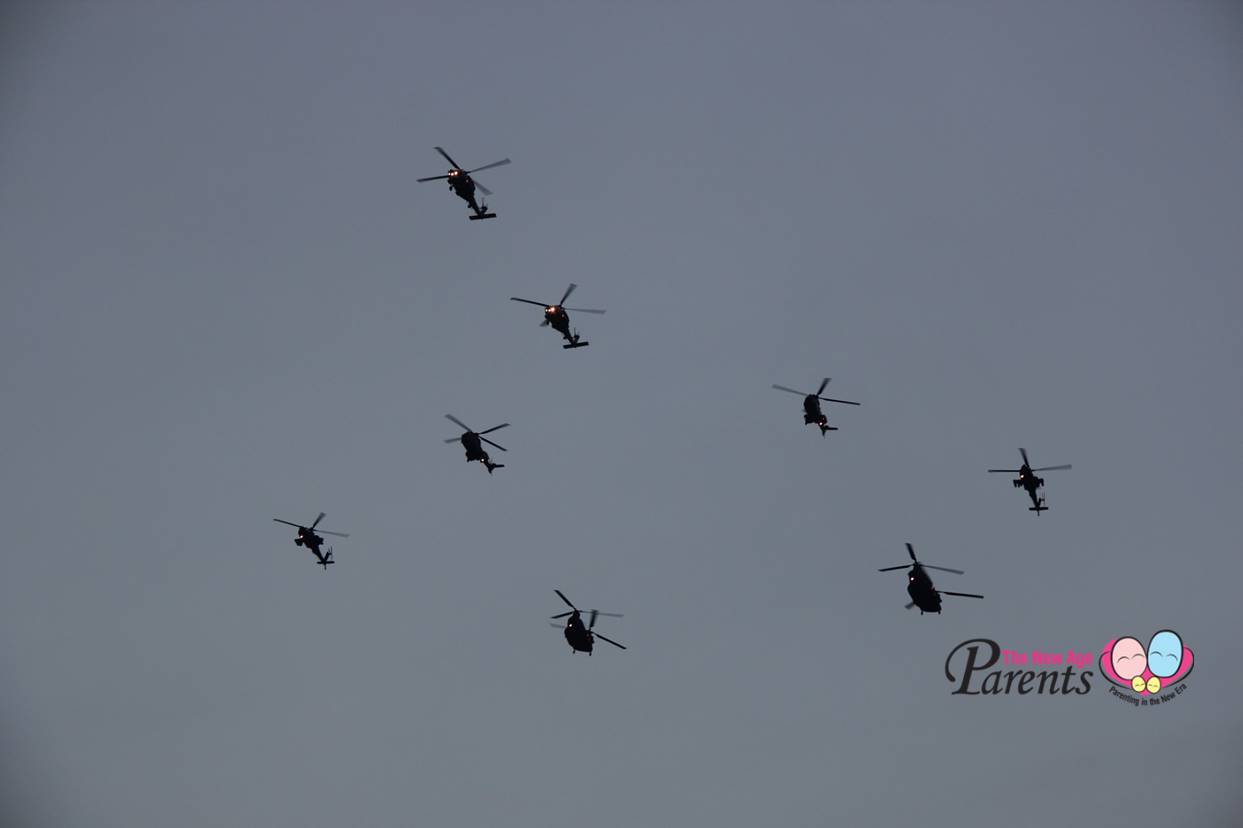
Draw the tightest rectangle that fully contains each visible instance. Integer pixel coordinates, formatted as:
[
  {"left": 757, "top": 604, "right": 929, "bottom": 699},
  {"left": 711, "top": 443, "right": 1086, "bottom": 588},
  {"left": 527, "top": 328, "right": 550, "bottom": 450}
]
[
  {"left": 771, "top": 377, "right": 860, "bottom": 436},
  {"left": 272, "top": 512, "right": 349, "bottom": 571},
  {"left": 510, "top": 283, "right": 606, "bottom": 349},
  {"left": 444, "top": 414, "right": 508, "bottom": 474},
  {"left": 878, "top": 543, "right": 983, "bottom": 614},
  {"left": 416, "top": 146, "right": 511, "bottom": 220},
  {"left": 988, "top": 448, "right": 1071, "bottom": 514},
  {"left": 550, "top": 589, "right": 625, "bottom": 654}
]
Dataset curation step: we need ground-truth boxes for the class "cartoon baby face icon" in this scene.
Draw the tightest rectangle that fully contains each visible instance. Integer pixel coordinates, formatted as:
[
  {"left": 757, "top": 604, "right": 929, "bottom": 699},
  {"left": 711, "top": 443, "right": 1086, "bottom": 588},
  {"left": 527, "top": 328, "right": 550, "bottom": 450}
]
[
  {"left": 1110, "top": 637, "right": 1146, "bottom": 680},
  {"left": 1100, "top": 630, "right": 1194, "bottom": 696},
  {"left": 1147, "top": 630, "right": 1183, "bottom": 678}
]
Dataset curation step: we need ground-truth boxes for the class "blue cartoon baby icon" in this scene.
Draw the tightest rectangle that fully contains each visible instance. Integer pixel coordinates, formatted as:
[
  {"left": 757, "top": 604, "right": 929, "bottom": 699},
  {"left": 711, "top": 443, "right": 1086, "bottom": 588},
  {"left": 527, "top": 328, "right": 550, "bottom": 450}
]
[{"left": 1145, "top": 630, "right": 1183, "bottom": 693}]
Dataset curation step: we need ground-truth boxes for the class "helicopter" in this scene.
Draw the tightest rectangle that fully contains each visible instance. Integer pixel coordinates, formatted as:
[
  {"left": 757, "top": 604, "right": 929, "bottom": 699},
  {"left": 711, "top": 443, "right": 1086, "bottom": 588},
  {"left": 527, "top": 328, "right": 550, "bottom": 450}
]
[
  {"left": 444, "top": 414, "right": 508, "bottom": 474},
  {"left": 988, "top": 448, "right": 1071, "bottom": 514},
  {"left": 272, "top": 512, "right": 349, "bottom": 571},
  {"left": 550, "top": 589, "right": 626, "bottom": 655},
  {"left": 771, "top": 377, "right": 860, "bottom": 436},
  {"left": 509, "top": 283, "right": 606, "bottom": 349},
  {"left": 416, "top": 146, "right": 511, "bottom": 220},
  {"left": 878, "top": 543, "right": 983, "bottom": 615}
]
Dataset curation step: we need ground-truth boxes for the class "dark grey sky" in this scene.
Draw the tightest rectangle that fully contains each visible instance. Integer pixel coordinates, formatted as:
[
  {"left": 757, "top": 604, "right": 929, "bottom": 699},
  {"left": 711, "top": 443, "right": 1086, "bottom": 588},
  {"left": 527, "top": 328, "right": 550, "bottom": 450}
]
[{"left": 3, "top": 2, "right": 1241, "bottom": 826}]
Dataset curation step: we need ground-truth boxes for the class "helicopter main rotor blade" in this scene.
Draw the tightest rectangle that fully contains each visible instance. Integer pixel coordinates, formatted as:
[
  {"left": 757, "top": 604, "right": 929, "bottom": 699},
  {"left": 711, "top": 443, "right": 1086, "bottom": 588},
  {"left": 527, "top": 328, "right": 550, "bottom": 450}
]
[
  {"left": 467, "top": 158, "right": 511, "bottom": 174},
  {"left": 554, "top": 590, "right": 578, "bottom": 611},
  {"left": 771, "top": 384, "right": 807, "bottom": 396},
  {"left": 559, "top": 283, "right": 578, "bottom": 306},
  {"left": 818, "top": 396, "right": 860, "bottom": 406},
  {"left": 550, "top": 611, "right": 575, "bottom": 619},
  {"left": 444, "top": 436, "right": 462, "bottom": 443},
  {"left": 310, "top": 512, "right": 326, "bottom": 530},
  {"left": 816, "top": 378, "right": 830, "bottom": 396},
  {"left": 434, "top": 146, "right": 462, "bottom": 170},
  {"left": 510, "top": 297, "right": 552, "bottom": 307},
  {"left": 1019, "top": 447, "right": 1030, "bottom": 466},
  {"left": 479, "top": 423, "right": 510, "bottom": 435},
  {"left": 1031, "top": 465, "right": 1072, "bottom": 472},
  {"left": 878, "top": 564, "right": 913, "bottom": 572},
  {"left": 317, "top": 529, "right": 350, "bottom": 538},
  {"left": 273, "top": 518, "right": 304, "bottom": 529},
  {"left": 474, "top": 180, "right": 492, "bottom": 197},
  {"left": 923, "top": 564, "right": 965, "bottom": 575},
  {"left": 480, "top": 437, "right": 507, "bottom": 452},
  {"left": 445, "top": 414, "right": 472, "bottom": 432},
  {"left": 939, "top": 591, "right": 984, "bottom": 600},
  {"left": 987, "top": 469, "right": 1020, "bottom": 473},
  {"left": 416, "top": 175, "right": 451, "bottom": 182},
  {"left": 592, "top": 632, "right": 627, "bottom": 650},
  {"left": 563, "top": 307, "right": 606, "bottom": 314},
  {"left": 589, "top": 609, "right": 597, "bottom": 629},
  {"left": 906, "top": 543, "right": 917, "bottom": 561}
]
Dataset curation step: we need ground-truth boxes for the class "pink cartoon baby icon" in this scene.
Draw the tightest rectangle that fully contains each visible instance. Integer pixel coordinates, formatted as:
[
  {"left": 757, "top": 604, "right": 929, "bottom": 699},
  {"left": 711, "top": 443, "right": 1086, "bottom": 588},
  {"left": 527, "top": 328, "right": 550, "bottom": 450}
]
[{"left": 1109, "top": 636, "right": 1148, "bottom": 692}]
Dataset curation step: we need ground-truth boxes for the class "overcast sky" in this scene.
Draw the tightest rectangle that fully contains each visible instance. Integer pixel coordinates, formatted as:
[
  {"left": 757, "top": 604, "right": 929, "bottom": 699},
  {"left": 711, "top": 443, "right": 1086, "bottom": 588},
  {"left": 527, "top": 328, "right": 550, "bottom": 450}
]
[{"left": 2, "top": 2, "right": 1241, "bottom": 826}]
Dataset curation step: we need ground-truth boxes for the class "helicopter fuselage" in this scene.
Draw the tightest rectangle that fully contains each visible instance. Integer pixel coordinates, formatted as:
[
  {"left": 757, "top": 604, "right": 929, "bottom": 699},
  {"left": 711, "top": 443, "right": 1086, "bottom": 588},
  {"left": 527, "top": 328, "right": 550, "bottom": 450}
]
[
  {"left": 802, "top": 395, "right": 831, "bottom": 433},
  {"left": 291, "top": 529, "right": 332, "bottom": 569},
  {"left": 460, "top": 432, "right": 489, "bottom": 462},
  {"left": 906, "top": 567, "right": 943, "bottom": 614},
  {"left": 802, "top": 396, "right": 825, "bottom": 423},
  {"left": 447, "top": 169, "right": 474, "bottom": 198},
  {"left": 544, "top": 306, "right": 570, "bottom": 333},
  {"left": 562, "top": 615, "right": 595, "bottom": 654},
  {"left": 1015, "top": 465, "right": 1045, "bottom": 508},
  {"left": 294, "top": 528, "right": 325, "bottom": 552},
  {"left": 458, "top": 431, "right": 503, "bottom": 472},
  {"left": 543, "top": 306, "right": 583, "bottom": 345},
  {"left": 446, "top": 169, "right": 490, "bottom": 215}
]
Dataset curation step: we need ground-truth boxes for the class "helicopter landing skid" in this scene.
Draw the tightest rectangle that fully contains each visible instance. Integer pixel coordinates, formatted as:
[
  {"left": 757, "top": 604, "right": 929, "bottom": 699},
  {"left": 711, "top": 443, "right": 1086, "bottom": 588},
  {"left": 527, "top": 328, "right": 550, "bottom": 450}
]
[
  {"left": 468, "top": 212, "right": 497, "bottom": 221},
  {"left": 563, "top": 341, "right": 590, "bottom": 349}
]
